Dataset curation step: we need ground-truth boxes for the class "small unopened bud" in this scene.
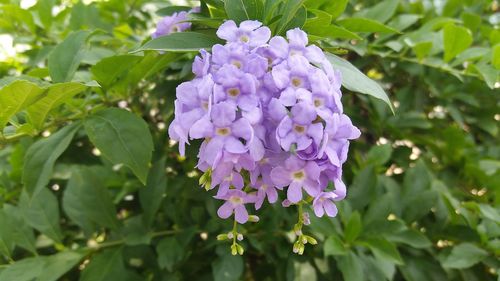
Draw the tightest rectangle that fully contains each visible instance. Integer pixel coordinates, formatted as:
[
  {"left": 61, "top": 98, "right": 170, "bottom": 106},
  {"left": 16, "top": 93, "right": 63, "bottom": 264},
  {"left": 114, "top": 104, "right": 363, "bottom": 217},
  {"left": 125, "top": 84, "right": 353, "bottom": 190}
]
[
  {"left": 237, "top": 234, "right": 243, "bottom": 241},
  {"left": 248, "top": 215, "right": 260, "bottom": 222},
  {"left": 227, "top": 232, "right": 234, "bottom": 239},
  {"left": 302, "top": 236, "right": 308, "bottom": 244},
  {"left": 302, "top": 212, "right": 311, "bottom": 225},
  {"left": 236, "top": 244, "right": 244, "bottom": 255},
  {"left": 231, "top": 244, "right": 238, "bottom": 255},
  {"left": 217, "top": 234, "right": 228, "bottom": 241},
  {"left": 305, "top": 235, "right": 317, "bottom": 245},
  {"left": 298, "top": 244, "right": 305, "bottom": 255},
  {"left": 293, "top": 223, "right": 302, "bottom": 236}
]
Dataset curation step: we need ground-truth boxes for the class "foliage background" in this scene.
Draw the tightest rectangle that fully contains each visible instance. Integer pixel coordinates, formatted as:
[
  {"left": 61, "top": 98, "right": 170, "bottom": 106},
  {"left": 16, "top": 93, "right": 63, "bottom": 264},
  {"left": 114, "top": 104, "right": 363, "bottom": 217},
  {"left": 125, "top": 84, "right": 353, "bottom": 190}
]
[{"left": 0, "top": 0, "right": 499, "bottom": 280}]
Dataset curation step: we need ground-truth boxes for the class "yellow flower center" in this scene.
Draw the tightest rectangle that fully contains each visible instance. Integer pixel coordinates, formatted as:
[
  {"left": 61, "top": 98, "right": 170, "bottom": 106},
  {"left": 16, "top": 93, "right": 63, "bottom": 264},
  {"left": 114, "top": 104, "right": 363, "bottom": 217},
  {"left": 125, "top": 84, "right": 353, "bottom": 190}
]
[
  {"left": 216, "top": 127, "right": 231, "bottom": 136},
  {"left": 293, "top": 171, "right": 305, "bottom": 180},
  {"left": 294, "top": 125, "right": 306, "bottom": 134},
  {"left": 227, "top": 88, "right": 240, "bottom": 97}
]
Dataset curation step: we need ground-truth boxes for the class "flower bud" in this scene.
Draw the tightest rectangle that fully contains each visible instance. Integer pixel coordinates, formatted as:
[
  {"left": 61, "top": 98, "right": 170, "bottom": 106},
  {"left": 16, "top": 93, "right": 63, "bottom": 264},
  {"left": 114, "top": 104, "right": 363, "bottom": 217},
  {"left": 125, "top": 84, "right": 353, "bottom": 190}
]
[
  {"left": 231, "top": 244, "right": 238, "bottom": 255},
  {"left": 227, "top": 232, "right": 234, "bottom": 239},
  {"left": 305, "top": 235, "right": 317, "bottom": 245},
  {"left": 237, "top": 234, "right": 243, "bottom": 241},
  {"left": 248, "top": 215, "right": 260, "bottom": 222},
  {"left": 217, "top": 234, "right": 228, "bottom": 241},
  {"left": 236, "top": 244, "right": 244, "bottom": 255}
]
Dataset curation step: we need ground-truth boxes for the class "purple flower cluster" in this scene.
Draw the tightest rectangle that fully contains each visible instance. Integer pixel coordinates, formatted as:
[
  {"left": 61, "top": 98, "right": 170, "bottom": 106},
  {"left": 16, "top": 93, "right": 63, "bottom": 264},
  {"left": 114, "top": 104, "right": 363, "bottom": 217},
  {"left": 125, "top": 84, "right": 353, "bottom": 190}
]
[
  {"left": 152, "top": 7, "right": 200, "bottom": 38},
  {"left": 168, "top": 20, "right": 360, "bottom": 224}
]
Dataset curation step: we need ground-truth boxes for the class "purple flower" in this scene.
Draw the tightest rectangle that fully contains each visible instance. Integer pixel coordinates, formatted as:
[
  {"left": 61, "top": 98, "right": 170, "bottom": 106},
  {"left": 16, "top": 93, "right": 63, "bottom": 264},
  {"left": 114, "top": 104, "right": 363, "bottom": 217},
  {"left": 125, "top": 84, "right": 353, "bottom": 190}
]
[
  {"left": 152, "top": 11, "right": 191, "bottom": 38},
  {"left": 168, "top": 20, "right": 361, "bottom": 227},
  {"left": 276, "top": 102, "right": 323, "bottom": 151},
  {"left": 252, "top": 172, "right": 280, "bottom": 210},
  {"left": 270, "top": 156, "right": 320, "bottom": 203},
  {"left": 216, "top": 190, "right": 256, "bottom": 223},
  {"left": 168, "top": 75, "right": 214, "bottom": 156},
  {"left": 217, "top": 20, "right": 271, "bottom": 47},
  {"left": 319, "top": 113, "right": 361, "bottom": 166},
  {"left": 190, "top": 102, "right": 253, "bottom": 166},
  {"left": 313, "top": 192, "right": 339, "bottom": 217}
]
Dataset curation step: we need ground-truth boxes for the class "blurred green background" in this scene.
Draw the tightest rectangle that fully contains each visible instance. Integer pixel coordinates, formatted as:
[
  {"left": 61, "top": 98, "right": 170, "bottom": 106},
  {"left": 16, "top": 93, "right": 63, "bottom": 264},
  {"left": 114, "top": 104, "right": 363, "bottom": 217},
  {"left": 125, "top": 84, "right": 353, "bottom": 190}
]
[{"left": 0, "top": 0, "right": 498, "bottom": 280}]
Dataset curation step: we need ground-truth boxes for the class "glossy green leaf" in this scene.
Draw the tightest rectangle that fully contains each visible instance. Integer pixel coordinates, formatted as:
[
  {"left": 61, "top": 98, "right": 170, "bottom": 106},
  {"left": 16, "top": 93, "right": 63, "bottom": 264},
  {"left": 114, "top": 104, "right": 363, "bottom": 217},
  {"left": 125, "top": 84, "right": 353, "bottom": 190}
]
[
  {"left": 63, "top": 166, "right": 119, "bottom": 231},
  {"left": 0, "top": 210, "right": 14, "bottom": 258},
  {"left": 3, "top": 204, "right": 36, "bottom": 254},
  {"left": 23, "top": 122, "right": 81, "bottom": 195},
  {"left": 362, "top": 237, "right": 404, "bottom": 265},
  {"left": 355, "top": 0, "right": 399, "bottom": 23},
  {"left": 212, "top": 254, "right": 244, "bottom": 281},
  {"left": 441, "top": 243, "right": 488, "bottom": 269},
  {"left": 0, "top": 257, "right": 45, "bottom": 281},
  {"left": 443, "top": 24, "right": 472, "bottom": 62},
  {"left": 157, "top": 237, "right": 184, "bottom": 271},
  {"left": 387, "top": 229, "right": 431, "bottom": 249},
  {"left": 19, "top": 189, "right": 63, "bottom": 243},
  {"left": 139, "top": 158, "right": 167, "bottom": 226},
  {"left": 0, "top": 80, "right": 45, "bottom": 132},
  {"left": 345, "top": 211, "right": 362, "bottom": 243},
  {"left": 37, "top": 251, "right": 84, "bottom": 281},
  {"left": 323, "top": 0, "right": 348, "bottom": 20},
  {"left": 48, "top": 30, "right": 91, "bottom": 82},
  {"left": 90, "top": 55, "right": 142, "bottom": 89},
  {"left": 337, "top": 18, "right": 400, "bottom": 33},
  {"left": 493, "top": 44, "right": 500, "bottom": 69},
  {"left": 84, "top": 108, "right": 153, "bottom": 184},
  {"left": 134, "top": 32, "right": 223, "bottom": 52},
  {"left": 225, "top": 0, "right": 264, "bottom": 23},
  {"left": 37, "top": 0, "right": 56, "bottom": 29},
  {"left": 80, "top": 247, "right": 140, "bottom": 281},
  {"left": 27, "top": 82, "right": 87, "bottom": 129},
  {"left": 338, "top": 252, "right": 365, "bottom": 281},
  {"left": 275, "top": 0, "right": 306, "bottom": 35},
  {"left": 326, "top": 53, "right": 394, "bottom": 112},
  {"left": 324, "top": 234, "right": 347, "bottom": 256}
]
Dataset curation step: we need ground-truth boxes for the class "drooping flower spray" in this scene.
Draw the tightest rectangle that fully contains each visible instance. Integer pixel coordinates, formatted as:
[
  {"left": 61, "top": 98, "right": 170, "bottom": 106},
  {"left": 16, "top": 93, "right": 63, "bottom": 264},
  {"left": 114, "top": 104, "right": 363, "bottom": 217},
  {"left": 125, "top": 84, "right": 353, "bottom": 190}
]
[{"left": 168, "top": 20, "right": 361, "bottom": 255}]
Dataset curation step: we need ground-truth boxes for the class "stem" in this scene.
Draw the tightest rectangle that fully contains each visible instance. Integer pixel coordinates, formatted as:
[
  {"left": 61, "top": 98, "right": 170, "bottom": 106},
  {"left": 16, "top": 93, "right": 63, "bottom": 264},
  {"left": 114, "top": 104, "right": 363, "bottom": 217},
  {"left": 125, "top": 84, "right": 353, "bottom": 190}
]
[{"left": 232, "top": 218, "right": 238, "bottom": 247}]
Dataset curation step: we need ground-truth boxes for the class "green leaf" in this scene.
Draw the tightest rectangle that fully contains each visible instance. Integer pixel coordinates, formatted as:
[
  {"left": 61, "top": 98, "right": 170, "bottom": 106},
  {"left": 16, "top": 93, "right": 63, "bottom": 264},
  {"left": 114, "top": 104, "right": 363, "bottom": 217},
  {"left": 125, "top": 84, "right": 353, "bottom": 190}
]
[
  {"left": 134, "top": 32, "right": 223, "bottom": 52},
  {"left": 323, "top": 0, "right": 348, "bottom": 20},
  {"left": 441, "top": 243, "right": 488, "bottom": 269},
  {"left": 90, "top": 55, "right": 143, "bottom": 89},
  {"left": 122, "top": 216, "right": 152, "bottom": 246},
  {"left": 413, "top": 41, "right": 433, "bottom": 60},
  {"left": 324, "top": 234, "right": 347, "bottom": 256},
  {"left": 48, "top": 30, "right": 91, "bottom": 82},
  {"left": 63, "top": 166, "right": 120, "bottom": 231},
  {"left": 84, "top": 108, "right": 153, "bottom": 184},
  {"left": 0, "top": 80, "right": 45, "bottom": 132},
  {"left": 443, "top": 24, "right": 473, "bottom": 62},
  {"left": 478, "top": 203, "right": 500, "bottom": 222},
  {"left": 225, "top": 0, "right": 264, "bottom": 23},
  {"left": 23, "top": 122, "right": 81, "bottom": 195},
  {"left": 212, "top": 254, "right": 244, "bottom": 281},
  {"left": 19, "top": 188, "right": 63, "bottom": 243},
  {"left": 366, "top": 144, "right": 393, "bottom": 166},
  {"left": 275, "top": 0, "right": 306, "bottom": 35},
  {"left": 0, "top": 257, "right": 45, "bottom": 281},
  {"left": 472, "top": 63, "right": 499, "bottom": 89},
  {"left": 355, "top": 0, "right": 399, "bottom": 23},
  {"left": 27, "top": 82, "right": 87, "bottom": 129},
  {"left": 81, "top": 247, "right": 140, "bottom": 281},
  {"left": 37, "top": 251, "right": 84, "bottom": 281},
  {"left": 387, "top": 229, "right": 431, "bottom": 249},
  {"left": 139, "top": 158, "right": 167, "bottom": 226},
  {"left": 493, "top": 44, "right": 500, "bottom": 70},
  {"left": 336, "top": 18, "right": 400, "bottom": 34},
  {"left": 345, "top": 212, "right": 362, "bottom": 243},
  {"left": 338, "top": 252, "right": 365, "bottom": 281},
  {"left": 344, "top": 165, "right": 378, "bottom": 210},
  {"left": 326, "top": 53, "right": 394, "bottom": 112},
  {"left": 3, "top": 204, "right": 37, "bottom": 254},
  {"left": 0, "top": 209, "right": 14, "bottom": 258},
  {"left": 362, "top": 237, "right": 404, "bottom": 265},
  {"left": 37, "top": 0, "right": 56, "bottom": 29},
  {"left": 156, "top": 237, "right": 184, "bottom": 271}
]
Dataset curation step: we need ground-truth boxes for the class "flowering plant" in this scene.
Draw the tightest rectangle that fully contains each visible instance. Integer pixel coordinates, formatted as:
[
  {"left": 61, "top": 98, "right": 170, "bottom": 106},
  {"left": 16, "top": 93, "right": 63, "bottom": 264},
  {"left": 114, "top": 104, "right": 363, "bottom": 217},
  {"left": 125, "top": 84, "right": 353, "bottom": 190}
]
[{"left": 168, "top": 20, "right": 360, "bottom": 254}]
